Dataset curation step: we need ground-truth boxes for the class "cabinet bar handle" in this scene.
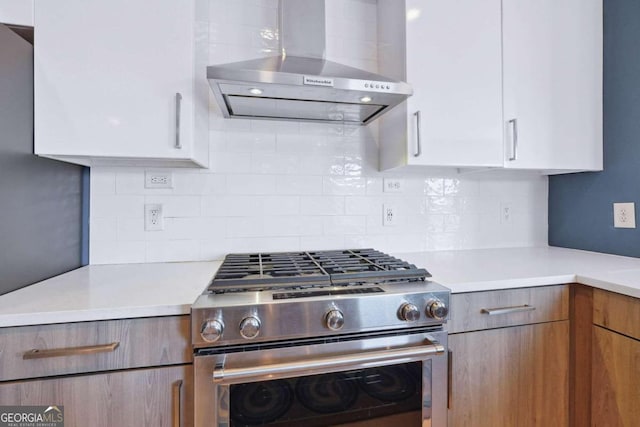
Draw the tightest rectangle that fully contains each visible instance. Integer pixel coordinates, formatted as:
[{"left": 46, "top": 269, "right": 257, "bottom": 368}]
[
  {"left": 414, "top": 110, "right": 422, "bottom": 157},
  {"left": 175, "top": 92, "right": 183, "bottom": 149},
  {"left": 481, "top": 305, "right": 535, "bottom": 316},
  {"left": 23, "top": 342, "right": 120, "bottom": 360},
  {"left": 508, "top": 118, "right": 518, "bottom": 161},
  {"left": 172, "top": 380, "right": 183, "bottom": 427},
  {"left": 447, "top": 350, "right": 453, "bottom": 409}
]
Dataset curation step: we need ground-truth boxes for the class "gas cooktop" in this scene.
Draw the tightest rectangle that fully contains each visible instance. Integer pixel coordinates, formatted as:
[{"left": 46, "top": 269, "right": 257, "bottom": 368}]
[
  {"left": 192, "top": 249, "right": 449, "bottom": 349},
  {"left": 207, "top": 248, "right": 431, "bottom": 293}
]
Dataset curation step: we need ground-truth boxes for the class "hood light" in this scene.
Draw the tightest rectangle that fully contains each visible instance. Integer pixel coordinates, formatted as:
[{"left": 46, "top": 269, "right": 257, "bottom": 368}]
[
  {"left": 360, "top": 96, "right": 372, "bottom": 103},
  {"left": 249, "top": 88, "right": 263, "bottom": 95}
]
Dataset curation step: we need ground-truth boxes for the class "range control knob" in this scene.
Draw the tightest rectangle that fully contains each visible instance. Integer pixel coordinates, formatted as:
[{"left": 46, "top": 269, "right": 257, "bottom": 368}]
[
  {"left": 239, "top": 316, "right": 261, "bottom": 339},
  {"left": 325, "top": 310, "right": 345, "bottom": 331},
  {"left": 200, "top": 319, "right": 224, "bottom": 343},
  {"left": 426, "top": 299, "right": 449, "bottom": 320},
  {"left": 399, "top": 303, "right": 420, "bottom": 322}
]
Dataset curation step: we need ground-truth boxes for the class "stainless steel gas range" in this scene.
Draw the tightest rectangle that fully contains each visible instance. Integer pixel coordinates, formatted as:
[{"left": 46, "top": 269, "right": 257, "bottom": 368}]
[{"left": 192, "top": 249, "right": 450, "bottom": 427}]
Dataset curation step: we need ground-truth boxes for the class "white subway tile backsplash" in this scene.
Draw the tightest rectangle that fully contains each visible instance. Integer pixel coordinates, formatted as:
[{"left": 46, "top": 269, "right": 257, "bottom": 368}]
[
  {"left": 88, "top": 0, "right": 549, "bottom": 264},
  {"left": 202, "top": 195, "right": 258, "bottom": 217},
  {"left": 117, "top": 217, "right": 146, "bottom": 242},
  {"left": 115, "top": 170, "right": 145, "bottom": 194},
  {"left": 146, "top": 240, "right": 201, "bottom": 263},
  {"left": 262, "top": 196, "right": 301, "bottom": 216},
  {"left": 251, "top": 153, "right": 300, "bottom": 175},
  {"left": 323, "top": 216, "right": 367, "bottom": 236},
  {"left": 173, "top": 173, "right": 226, "bottom": 195},
  {"left": 226, "top": 174, "right": 277, "bottom": 195},
  {"left": 297, "top": 156, "right": 346, "bottom": 176},
  {"left": 90, "top": 217, "right": 117, "bottom": 242},
  {"left": 226, "top": 236, "right": 301, "bottom": 253},
  {"left": 90, "top": 170, "right": 116, "bottom": 195},
  {"left": 323, "top": 177, "right": 367, "bottom": 196},
  {"left": 227, "top": 131, "right": 276, "bottom": 153},
  {"left": 92, "top": 195, "right": 144, "bottom": 219},
  {"left": 276, "top": 175, "right": 323, "bottom": 196},
  {"left": 210, "top": 152, "right": 253, "bottom": 174},
  {"left": 300, "top": 235, "right": 346, "bottom": 251},
  {"left": 144, "top": 195, "right": 201, "bottom": 217},
  {"left": 301, "top": 196, "right": 345, "bottom": 216},
  {"left": 268, "top": 216, "right": 324, "bottom": 237},
  {"left": 91, "top": 240, "right": 146, "bottom": 264}
]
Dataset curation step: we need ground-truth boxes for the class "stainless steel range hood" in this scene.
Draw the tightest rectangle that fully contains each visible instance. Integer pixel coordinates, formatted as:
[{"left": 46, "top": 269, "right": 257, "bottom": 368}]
[{"left": 207, "top": 0, "right": 412, "bottom": 125}]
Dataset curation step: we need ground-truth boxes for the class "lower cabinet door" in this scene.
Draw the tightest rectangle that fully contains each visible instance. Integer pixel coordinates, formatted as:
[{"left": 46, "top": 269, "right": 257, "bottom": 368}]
[
  {"left": 592, "top": 325, "right": 640, "bottom": 426},
  {"left": 0, "top": 365, "right": 192, "bottom": 427},
  {"left": 448, "top": 321, "right": 569, "bottom": 427}
]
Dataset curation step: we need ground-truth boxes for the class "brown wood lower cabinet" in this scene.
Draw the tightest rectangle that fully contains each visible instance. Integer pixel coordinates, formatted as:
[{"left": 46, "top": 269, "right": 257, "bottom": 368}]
[
  {"left": 0, "top": 364, "right": 193, "bottom": 427},
  {"left": 592, "top": 325, "right": 640, "bottom": 426},
  {"left": 448, "top": 320, "right": 569, "bottom": 427}
]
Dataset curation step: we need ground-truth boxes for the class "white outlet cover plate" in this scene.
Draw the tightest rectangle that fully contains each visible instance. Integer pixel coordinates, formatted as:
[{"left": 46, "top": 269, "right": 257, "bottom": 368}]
[
  {"left": 383, "top": 204, "right": 397, "bottom": 226},
  {"left": 500, "top": 203, "right": 512, "bottom": 224},
  {"left": 145, "top": 204, "right": 164, "bottom": 231},
  {"left": 614, "top": 202, "right": 636, "bottom": 228}
]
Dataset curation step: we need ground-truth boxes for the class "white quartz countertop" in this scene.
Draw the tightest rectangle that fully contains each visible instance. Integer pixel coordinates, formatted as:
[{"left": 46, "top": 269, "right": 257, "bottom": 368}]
[
  {"left": 395, "top": 246, "right": 640, "bottom": 297},
  {"left": 3, "top": 246, "right": 640, "bottom": 328},
  {"left": 0, "top": 261, "right": 220, "bottom": 327}
]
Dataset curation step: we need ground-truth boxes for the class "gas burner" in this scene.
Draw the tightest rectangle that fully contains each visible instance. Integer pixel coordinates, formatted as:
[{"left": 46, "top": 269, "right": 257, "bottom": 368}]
[
  {"left": 208, "top": 249, "right": 430, "bottom": 294},
  {"left": 192, "top": 248, "right": 449, "bottom": 349}
]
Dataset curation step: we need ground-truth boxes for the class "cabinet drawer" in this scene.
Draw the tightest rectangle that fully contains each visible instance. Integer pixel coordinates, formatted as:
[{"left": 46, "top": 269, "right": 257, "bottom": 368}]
[
  {"left": 448, "top": 285, "right": 569, "bottom": 333},
  {"left": 593, "top": 289, "right": 640, "bottom": 340},
  {"left": 0, "top": 364, "right": 193, "bottom": 427},
  {"left": 0, "top": 316, "right": 191, "bottom": 382}
]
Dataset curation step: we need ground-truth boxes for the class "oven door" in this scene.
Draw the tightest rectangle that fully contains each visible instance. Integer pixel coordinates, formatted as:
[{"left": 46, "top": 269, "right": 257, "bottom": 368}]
[{"left": 194, "top": 329, "right": 447, "bottom": 427}]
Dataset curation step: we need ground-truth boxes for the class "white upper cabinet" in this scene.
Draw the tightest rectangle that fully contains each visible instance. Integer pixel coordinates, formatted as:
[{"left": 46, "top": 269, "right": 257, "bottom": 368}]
[
  {"left": 503, "top": 0, "right": 603, "bottom": 172},
  {"left": 0, "top": 0, "right": 33, "bottom": 26},
  {"left": 33, "top": 0, "right": 208, "bottom": 168},
  {"left": 378, "top": 0, "right": 504, "bottom": 170},
  {"left": 378, "top": 0, "right": 602, "bottom": 174}
]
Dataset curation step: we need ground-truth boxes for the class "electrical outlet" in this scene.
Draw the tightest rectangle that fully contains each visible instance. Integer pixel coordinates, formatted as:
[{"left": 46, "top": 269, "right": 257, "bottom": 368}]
[
  {"left": 500, "top": 203, "right": 512, "bottom": 224},
  {"left": 145, "top": 204, "right": 164, "bottom": 231},
  {"left": 383, "top": 178, "right": 404, "bottom": 193},
  {"left": 614, "top": 202, "right": 636, "bottom": 228},
  {"left": 383, "top": 204, "right": 398, "bottom": 226},
  {"left": 145, "top": 171, "right": 173, "bottom": 189}
]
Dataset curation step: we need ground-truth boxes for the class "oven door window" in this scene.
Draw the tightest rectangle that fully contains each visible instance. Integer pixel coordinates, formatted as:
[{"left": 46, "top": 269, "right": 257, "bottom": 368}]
[{"left": 227, "top": 361, "right": 431, "bottom": 427}]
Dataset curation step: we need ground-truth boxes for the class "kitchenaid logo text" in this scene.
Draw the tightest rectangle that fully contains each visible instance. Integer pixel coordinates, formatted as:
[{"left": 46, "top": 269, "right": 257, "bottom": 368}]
[
  {"left": 0, "top": 406, "right": 64, "bottom": 427},
  {"left": 303, "top": 76, "right": 334, "bottom": 87}
]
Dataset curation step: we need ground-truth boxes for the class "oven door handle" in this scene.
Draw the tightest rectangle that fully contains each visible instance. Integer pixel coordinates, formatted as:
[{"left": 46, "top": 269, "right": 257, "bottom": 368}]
[{"left": 212, "top": 340, "right": 446, "bottom": 384}]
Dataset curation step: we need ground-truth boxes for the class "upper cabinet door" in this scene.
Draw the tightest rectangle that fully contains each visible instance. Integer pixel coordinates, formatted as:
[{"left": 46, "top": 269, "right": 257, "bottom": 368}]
[
  {"left": 378, "top": 0, "right": 503, "bottom": 170},
  {"left": 405, "top": 0, "right": 503, "bottom": 168},
  {"left": 33, "top": 0, "right": 208, "bottom": 168},
  {"left": 502, "top": 0, "right": 603, "bottom": 172},
  {"left": 0, "top": 0, "right": 33, "bottom": 26}
]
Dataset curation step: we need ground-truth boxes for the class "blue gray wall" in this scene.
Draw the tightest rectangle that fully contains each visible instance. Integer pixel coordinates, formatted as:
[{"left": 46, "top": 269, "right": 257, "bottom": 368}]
[
  {"left": 549, "top": 0, "right": 640, "bottom": 257},
  {"left": 0, "top": 25, "right": 87, "bottom": 295}
]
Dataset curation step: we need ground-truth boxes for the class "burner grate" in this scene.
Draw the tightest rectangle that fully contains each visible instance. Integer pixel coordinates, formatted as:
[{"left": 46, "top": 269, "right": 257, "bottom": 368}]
[{"left": 208, "top": 249, "right": 429, "bottom": 293}]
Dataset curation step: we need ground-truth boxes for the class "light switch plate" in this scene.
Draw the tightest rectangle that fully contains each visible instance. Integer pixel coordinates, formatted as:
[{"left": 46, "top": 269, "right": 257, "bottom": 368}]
[{"left": 614, "top": 202, "right": 636, "bottom": 228}]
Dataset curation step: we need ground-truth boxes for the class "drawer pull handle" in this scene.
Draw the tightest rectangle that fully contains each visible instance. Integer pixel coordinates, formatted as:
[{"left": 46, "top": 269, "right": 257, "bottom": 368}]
[
  {"left": 172, "top": 380, "right": 183, "bottom": 427},
  {"left": 23, "top": 342, "right": 120, "bottom": 360},
  {"left": 481, "top": 305, "right": 535, "bottom": 316}
]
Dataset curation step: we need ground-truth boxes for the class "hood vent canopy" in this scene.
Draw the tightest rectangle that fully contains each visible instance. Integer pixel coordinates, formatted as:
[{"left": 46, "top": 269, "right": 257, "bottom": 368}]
[{"left": 207, "top": 0, "right": 412, "bottom": 125}]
